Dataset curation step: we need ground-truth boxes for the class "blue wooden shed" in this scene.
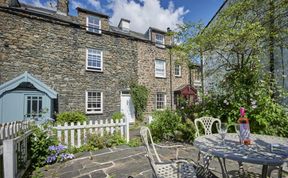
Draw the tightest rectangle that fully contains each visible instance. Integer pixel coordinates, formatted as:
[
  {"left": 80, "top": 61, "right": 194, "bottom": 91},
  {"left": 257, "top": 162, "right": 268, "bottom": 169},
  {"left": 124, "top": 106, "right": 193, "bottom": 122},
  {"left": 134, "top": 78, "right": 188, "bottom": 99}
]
[{"left": 0, "top": 72, "right": 57, "bottom": 123}]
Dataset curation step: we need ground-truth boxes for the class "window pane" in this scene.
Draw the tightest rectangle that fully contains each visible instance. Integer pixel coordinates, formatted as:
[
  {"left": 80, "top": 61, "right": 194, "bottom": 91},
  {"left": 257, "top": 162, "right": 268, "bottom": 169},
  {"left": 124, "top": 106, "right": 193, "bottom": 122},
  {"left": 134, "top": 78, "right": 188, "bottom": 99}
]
[
  {"left": 87, "top": 49, "right": 102, "bottom": 70},
  {"left": 86, "top": 91, "right": 102, "bottom": 113},
  {"left": 32, "top": 100, "right": 37, "bottom": 113},
  {"left": 156, "top": 93, "right": 165, "bottom": 109},
  {"left": 27, "top": 99, "right": 31, "bottom": 116},
  {"left": 156, "top": 34, "right": 164, "bottom": 44},
  {"left": 175, "top": 65, "right": 180, "bottom": 76},
  {"left": 88, "top": 16, "right": 100, "bottom": 33},
  {"left": 155, "top": 60, "right": 165, "bottom": 77}
]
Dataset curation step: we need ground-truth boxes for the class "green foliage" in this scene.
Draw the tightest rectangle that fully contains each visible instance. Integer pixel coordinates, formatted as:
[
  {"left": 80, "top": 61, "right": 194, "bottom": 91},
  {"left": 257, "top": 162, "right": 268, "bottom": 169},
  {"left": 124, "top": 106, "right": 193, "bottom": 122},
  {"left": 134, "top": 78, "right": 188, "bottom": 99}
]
[
  {"left": 128, "top": 137, "right": 142, "bottom": 147},
  {"left": 194, "top": 65, "right": 288, "bottom": 137},
  {"left": 149, "top": 109, "right": 195, "bottom": 143},
  {"left": 30, "top": 125, "right": 58, "bottom": 168},
  {"left": 56, "top": 111, "right": 87, "bottom": 124},
  {"left": 112, "top": 112, "right": 124, "bottom": 121},
  {"left": 69, "top": 132, "right": 126, "bottom": 153},
  {"left": 31, "top": 167, "right": 44, "bottom": 178},
  {"left": 174, "top": 0, "right": 288, "bottom": 137},
  {"left": 130, "top": 83, "right": 149, "bottom": 121}
]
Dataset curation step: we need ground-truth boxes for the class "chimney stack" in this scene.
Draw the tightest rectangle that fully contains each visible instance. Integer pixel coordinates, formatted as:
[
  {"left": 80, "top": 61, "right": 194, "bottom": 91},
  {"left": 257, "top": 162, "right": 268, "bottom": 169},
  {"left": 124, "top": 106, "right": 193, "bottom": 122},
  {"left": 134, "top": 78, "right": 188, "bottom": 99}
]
[
  {"left": 118, "top": 18, "right": 130, "bottom": 32},
  {"left": 57, "top": 0, "right": 68, "bottom": 16},
  {"left": 0, "top": 0, "right": 19, "bottom": 7}
]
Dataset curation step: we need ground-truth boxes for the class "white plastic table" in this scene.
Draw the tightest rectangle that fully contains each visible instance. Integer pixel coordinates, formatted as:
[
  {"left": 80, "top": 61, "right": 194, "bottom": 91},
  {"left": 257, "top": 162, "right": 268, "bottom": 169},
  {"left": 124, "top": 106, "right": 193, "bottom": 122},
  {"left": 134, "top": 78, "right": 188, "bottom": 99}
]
[{"left": 194, "top": 133, "right": 288, "bottom": 178}]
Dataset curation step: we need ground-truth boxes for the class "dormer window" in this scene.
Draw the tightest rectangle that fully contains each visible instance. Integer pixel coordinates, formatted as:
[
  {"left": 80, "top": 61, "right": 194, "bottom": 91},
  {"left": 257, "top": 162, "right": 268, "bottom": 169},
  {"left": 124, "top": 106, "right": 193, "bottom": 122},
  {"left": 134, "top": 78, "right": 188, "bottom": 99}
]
[
  {"left": 155, "top": 33, "right": 165, "bottom": 48},
  {"left": 87, "top": 16, "right": 101, "bottom": 34}
]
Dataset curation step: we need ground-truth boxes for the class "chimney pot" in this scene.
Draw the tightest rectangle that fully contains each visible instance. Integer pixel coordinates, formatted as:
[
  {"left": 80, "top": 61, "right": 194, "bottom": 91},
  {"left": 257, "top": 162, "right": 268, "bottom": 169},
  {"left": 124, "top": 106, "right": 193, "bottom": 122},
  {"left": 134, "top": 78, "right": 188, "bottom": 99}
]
[{"left": 57, "top": 0, "right": 68, "bottom": 15}]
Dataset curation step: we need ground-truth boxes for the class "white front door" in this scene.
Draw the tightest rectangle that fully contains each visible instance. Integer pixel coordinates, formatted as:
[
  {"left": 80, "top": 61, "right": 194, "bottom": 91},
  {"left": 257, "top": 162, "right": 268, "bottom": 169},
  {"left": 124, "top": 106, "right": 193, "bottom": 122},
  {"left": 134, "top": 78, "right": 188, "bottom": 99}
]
[{"left": 120, "top": 92, "right": 135, "bottom": 123}]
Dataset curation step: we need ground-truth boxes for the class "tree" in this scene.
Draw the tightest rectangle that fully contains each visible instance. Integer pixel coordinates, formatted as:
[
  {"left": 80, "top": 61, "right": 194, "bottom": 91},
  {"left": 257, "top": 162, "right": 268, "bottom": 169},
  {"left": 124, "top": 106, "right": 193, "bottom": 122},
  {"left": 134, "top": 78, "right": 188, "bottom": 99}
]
[{"left": 174, "top": 0, "right": 288, "bottom": 137}]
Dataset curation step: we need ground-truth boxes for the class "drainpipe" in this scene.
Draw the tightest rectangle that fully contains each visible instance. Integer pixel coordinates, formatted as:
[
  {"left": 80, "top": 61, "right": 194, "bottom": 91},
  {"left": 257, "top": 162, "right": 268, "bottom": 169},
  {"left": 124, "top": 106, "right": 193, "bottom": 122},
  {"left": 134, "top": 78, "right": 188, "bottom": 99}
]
[
  {"left": 200, "top": 49, "right": 204, "bottom": 103},
  {"left": 167, "top": 27, "right": 173, "bottom": 109},
  {"left": 169, "top": 48, "right": 173, "bottom": 108}
]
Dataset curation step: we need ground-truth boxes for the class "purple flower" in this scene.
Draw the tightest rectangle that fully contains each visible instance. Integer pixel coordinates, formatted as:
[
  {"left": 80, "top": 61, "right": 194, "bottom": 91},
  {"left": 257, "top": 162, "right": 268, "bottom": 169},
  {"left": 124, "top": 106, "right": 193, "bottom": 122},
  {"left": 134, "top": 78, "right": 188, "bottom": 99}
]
[
  {"left": 59, "top": 153, "right": 74, "bottom": 161},
  {"left": 46, "top": 155, "right": 57, "bottom": 163},
  {"left": 56, "top": 144, "right": 67, "bottom": 152},
  {"left": 48, "top": 145, "right": 56, "bottom": 151}
]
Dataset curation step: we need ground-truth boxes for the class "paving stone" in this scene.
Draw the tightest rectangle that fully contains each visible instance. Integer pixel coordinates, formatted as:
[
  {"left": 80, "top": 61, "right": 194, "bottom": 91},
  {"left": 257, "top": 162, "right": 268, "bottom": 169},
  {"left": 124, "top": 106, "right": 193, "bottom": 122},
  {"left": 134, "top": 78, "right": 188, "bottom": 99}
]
[
  {"left": 92, "top": 147, "right": 145, "bottom": 162},
  {"left": 77, "top": 174, "right": 90, "bottom": 178},
  {"left": 74, "top": 151, "right": 91, "bottom": 158},
  {"left": 58, "top": 162, "right": 83, "bottom": 173},
  {"left": 90, "top": 170, "right": 107, "bottom": 178},
  {"left": 90, "top": 148, "right": 112, "bottom": 156},
  {"left": 79, "top": 162, "right": 113, "bottom": 174},
  {"left": 111, "top": 144, "right": 131, "bottom": 151},
  {"left": 38, "top": 145, "right": 280, "bottom": 178},
  {"left": 59, "top": 170, "right": 80, "bottom": 178},
  {"left": 107, "top": 155, "right": 150, "bottom": 177}
]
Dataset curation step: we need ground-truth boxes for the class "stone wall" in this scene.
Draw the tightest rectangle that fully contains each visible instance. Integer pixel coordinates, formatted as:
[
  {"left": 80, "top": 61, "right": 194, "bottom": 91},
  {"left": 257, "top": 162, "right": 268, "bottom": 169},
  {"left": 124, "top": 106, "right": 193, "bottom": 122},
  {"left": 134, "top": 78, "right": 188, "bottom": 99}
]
[
  {"left": 0, "top": 9, "right": 138, "bottom": 120},
  {"left": 137, "top": 42, "right": 189, "bottom": 114}
]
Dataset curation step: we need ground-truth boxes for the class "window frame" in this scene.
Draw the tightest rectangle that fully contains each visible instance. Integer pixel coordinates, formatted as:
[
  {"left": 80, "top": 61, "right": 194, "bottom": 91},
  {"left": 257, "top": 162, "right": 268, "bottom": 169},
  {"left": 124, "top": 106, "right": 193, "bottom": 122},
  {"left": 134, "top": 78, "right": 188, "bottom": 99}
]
[
  {"left": 156, "top": 92, "right": 166, "bottom": 110},
  {"left": 175, "top": 64, "right": 182, "bottom": 77},
  {"left": 194, "top": 69, "right": 201, "bottom": 81},
  {"left": 86, "top": 16, "right": 102, "bottom": 34},
  {"left": 155, "top": 59, "right": 166, "bottom": 78},
  {"left": 85, "top": 91, "right": 103, "bottom": 114},
  {"left": 25, "top": 95, "right": 43, "bottom": 118},
  {"left": 86, "top": 48, "right": 103, "bottom": 72},
  {"left": 155, "top": 33, "right": 165, "bottom": 48}
]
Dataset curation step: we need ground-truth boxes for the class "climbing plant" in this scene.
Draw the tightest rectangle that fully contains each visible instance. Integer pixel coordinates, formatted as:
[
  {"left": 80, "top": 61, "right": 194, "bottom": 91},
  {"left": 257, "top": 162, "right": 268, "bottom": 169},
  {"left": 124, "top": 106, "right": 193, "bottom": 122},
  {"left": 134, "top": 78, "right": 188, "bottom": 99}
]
[{"left": 130, "top": 83, "right": 149, "bottom": 121}]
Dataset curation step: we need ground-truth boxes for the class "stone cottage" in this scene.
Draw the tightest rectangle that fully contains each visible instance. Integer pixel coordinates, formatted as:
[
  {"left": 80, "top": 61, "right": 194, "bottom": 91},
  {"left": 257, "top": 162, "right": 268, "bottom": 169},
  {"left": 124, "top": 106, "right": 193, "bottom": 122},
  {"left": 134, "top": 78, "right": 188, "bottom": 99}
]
[{"left": 0, "top": 0, "right": 201, "bottom": 123}]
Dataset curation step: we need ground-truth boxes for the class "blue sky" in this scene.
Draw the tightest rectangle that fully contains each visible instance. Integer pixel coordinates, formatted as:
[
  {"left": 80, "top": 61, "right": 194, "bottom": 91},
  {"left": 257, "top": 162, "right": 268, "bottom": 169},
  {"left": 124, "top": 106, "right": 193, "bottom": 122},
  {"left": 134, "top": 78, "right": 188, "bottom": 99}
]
[{"left": 19, "top": 0, "right": 224, "bottom": 33}]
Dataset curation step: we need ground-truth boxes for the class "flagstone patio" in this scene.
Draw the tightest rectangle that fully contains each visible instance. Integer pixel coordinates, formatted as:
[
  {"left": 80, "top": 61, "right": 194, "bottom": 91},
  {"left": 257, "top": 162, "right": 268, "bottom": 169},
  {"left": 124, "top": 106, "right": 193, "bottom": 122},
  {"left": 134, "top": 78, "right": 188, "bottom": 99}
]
[{"left": 37, "top": 145, "right": 286, "bottom": 178}]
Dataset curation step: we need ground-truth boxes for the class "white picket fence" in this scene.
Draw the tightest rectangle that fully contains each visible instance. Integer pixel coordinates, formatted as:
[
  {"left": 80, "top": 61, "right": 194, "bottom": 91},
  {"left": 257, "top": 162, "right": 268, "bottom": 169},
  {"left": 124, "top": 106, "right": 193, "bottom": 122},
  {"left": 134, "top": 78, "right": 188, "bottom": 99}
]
[
  {"left": 0, "top": 120, "right": 32, "bottom": 140},
  {"left": 0, "top": 120, "right": 33, "bottom": 178},
  {"left": 53, "top": 118, "right": 129, "bottom": 148}
]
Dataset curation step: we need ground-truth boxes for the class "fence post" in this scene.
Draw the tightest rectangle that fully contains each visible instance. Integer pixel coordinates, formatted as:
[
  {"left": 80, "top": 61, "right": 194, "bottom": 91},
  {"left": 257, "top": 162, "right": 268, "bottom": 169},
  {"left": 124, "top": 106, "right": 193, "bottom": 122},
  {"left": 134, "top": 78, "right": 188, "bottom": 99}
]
[
  {"left": 3, "top": 139, "right": 16, "bottom": 178},
  {"left": 125, "top": 117, "right": 129, "bottom": 143}
]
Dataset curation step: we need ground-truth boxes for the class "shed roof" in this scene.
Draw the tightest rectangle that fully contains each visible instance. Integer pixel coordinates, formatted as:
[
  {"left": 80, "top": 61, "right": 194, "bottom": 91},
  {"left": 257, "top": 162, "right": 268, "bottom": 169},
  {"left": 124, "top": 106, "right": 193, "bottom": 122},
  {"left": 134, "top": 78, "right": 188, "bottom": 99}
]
[{"left": 0, "top": 72, "right": 57, "bottom": 98}]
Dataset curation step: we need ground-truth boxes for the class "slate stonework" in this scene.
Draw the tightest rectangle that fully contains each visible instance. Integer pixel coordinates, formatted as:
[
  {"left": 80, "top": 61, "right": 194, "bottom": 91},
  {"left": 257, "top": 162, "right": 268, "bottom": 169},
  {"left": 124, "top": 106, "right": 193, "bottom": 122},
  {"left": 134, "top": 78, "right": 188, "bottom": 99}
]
[{"left": 0, "top": 3, "right": 190, "bottom": 120}]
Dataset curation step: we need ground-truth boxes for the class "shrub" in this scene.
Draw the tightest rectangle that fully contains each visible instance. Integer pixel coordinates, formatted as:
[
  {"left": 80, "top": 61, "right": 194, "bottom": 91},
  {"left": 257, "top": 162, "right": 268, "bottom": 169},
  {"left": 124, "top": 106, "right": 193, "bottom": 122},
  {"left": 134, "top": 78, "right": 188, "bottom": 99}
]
[
  {"left": 112, "top": 112, "right": 124, "bottom": 121},
  {"left": 30, "top": 125, "right": 58, "bottom": 168},
  {"left": 149, "top": 109, "right": 196, "bottom": 142},
  {"left": 149, "top": 109, "right": 181, "bottom": 142},
  {"left": 56, "top": 111, "right": 87, "bottom": 124},
  {"left": 70, "top": 132, "right": 127, "bottom": 152},
  {"left": 130, "top": 83, "right": 149, "bottom": 121}
]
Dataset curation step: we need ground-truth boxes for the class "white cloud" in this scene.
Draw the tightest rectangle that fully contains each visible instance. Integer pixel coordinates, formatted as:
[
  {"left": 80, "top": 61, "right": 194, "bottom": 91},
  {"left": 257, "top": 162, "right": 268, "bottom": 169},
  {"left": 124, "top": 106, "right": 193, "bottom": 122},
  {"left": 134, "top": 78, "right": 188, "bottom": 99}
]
[
  {"left": 19, "top": 0, "right": 57, "bottom": 10},
  {"left": 108, "top": 0, "right": 188, "bottom": 33},
  {"left": 70, "top": 0, "right": 104, "bottom": 13}
]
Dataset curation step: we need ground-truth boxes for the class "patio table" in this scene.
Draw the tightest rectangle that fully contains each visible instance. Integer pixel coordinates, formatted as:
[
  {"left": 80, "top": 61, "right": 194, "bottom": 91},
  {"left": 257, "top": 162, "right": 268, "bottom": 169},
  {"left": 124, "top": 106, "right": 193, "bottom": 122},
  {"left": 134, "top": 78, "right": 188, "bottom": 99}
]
[{"left": 194, "top": 133, "right": 288, "bottom": 178}]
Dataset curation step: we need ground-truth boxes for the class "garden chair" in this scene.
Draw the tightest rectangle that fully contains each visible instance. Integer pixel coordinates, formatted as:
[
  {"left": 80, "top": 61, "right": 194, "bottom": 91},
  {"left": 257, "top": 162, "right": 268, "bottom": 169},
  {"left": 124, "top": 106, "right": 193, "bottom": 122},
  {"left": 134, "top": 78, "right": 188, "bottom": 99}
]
[
  {"left": 194, "top": 116, "right": 221, "bottom": 138},
  {"left": 194, "top": 117, "right": 221, "bottom": 170},
  {"left": 140, "top": 126, "right": 216, "bottom": 178}
]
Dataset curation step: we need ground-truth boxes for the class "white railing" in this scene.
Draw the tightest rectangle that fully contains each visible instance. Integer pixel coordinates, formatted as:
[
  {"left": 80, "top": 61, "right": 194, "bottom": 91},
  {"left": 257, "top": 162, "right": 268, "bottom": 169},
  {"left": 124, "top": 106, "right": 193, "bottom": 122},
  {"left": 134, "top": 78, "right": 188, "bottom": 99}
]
[
  {"left": 3, "top": 130, "right": 32, "bottom": 178},
  {"left": 0, "top": 120, "right": 32, "bottom": 141},
  {"left": 53, "top": 118, "right": 129, "bottom": 148},
  {"left": 0, "top": 120, "right": 33, "bottom": 178}
]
